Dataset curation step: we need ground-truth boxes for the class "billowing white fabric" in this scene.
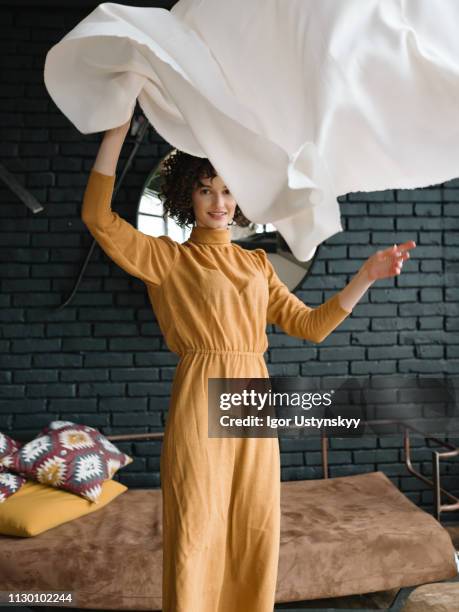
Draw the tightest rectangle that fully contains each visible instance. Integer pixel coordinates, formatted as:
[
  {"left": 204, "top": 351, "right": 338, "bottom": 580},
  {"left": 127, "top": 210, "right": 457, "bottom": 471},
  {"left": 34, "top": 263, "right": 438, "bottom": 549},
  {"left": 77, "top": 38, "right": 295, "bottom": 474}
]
[{"left": 44, "top": 0, "right": 459, "bottom": 261}]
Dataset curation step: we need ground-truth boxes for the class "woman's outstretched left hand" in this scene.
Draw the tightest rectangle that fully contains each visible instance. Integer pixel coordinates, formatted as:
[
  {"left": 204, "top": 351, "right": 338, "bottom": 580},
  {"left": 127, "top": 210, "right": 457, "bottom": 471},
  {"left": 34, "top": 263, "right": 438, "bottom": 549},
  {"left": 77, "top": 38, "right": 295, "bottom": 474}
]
[
  {"left": 363, "top": 240, "right": 416, "bottom": 282},
  {"left": 337, "top": 240, "right": 417, "bottom": 312}
]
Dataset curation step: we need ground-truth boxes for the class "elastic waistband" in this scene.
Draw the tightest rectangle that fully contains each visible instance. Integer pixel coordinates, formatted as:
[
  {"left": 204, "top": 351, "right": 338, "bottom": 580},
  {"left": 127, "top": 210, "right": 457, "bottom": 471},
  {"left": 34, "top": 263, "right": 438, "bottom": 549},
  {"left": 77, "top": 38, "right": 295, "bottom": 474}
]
[{"left": 180, "top": 348, "right": 265, "bottom": 356}]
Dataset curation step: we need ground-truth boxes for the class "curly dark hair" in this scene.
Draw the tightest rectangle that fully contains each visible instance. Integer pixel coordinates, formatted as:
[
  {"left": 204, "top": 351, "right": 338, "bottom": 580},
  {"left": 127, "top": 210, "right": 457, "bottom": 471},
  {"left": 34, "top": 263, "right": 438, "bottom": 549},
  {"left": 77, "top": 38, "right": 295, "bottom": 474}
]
[{"left": 157, "top": 149, "right": 251, "bottom": 228}]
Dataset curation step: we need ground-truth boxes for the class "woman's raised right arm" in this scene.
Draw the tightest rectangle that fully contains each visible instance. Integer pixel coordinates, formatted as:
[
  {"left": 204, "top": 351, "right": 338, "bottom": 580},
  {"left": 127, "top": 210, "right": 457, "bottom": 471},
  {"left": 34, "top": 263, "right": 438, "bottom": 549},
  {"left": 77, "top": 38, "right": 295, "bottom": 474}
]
[{"left": 81, "top": 117, "right": 178, "bottom": 287}]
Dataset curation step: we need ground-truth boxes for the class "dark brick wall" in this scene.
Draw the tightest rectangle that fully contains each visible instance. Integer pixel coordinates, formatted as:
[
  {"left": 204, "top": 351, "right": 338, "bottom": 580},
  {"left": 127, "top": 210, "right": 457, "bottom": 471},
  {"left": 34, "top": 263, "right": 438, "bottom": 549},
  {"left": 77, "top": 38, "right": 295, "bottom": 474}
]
[{"left": 1, "top": 3, "right": 458, "bottom": 517}]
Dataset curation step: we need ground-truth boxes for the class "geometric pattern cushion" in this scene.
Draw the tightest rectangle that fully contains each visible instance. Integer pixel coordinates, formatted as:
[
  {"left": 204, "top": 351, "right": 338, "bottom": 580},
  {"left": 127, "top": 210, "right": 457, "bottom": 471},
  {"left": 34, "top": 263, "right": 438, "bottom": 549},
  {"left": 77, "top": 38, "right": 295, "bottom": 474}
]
[
  {"left": 0, "top": 472, "right": 27, "bottom": 504},
  {"left": 7, "top": 421, "right": 133, "bottom": 503},
  {"left": 0, "top": 433, "right": 27, "bottom": 503},
  {"left": 0, "top": 432, "right": 23, "bottom": 473}
]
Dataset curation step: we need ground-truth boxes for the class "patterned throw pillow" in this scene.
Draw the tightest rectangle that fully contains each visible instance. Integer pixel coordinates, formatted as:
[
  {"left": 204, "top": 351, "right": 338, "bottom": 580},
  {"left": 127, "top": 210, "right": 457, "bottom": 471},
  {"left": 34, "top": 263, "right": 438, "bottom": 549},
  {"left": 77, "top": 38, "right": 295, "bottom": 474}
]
[
  {"left": 0, "top": 432, "right": 23, "bottom": 473},
  {"left": 0, "top": 432, "right": 27, "bottom": 502},
  {"left": 8, "top": 421, "right": 133, "bottom": 503},
  {"left": 0, "top": 472, "right": 28, "bottom": 503}
]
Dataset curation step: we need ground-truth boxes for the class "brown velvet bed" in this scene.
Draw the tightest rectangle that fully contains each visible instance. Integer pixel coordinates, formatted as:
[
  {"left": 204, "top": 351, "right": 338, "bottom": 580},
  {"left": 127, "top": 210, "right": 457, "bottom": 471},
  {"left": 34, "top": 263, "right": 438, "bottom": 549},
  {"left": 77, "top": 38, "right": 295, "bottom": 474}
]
[
  {"left": 0, "top": 471, "right": 457, "bottom": 611},
  {"left": 0, "top": 429, "right": 458, "bottom": 611}
]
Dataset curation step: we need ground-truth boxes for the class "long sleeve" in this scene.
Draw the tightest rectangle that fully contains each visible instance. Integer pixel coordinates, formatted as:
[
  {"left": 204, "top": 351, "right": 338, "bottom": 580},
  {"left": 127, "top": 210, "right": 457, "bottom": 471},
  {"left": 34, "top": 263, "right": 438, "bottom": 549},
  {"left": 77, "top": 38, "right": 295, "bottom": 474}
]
[
  {"left": 81, "top": 169, "right": 179, "bottom": 287},
  {"left": 255, "top": 248, "right": 352, "bottom": 344}
]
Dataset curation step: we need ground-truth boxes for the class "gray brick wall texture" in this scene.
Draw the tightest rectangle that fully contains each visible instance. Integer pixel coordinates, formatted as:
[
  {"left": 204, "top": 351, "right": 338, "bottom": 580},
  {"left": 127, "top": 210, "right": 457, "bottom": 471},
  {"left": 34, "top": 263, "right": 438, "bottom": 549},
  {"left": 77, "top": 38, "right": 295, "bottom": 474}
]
[{"left": 1, "top": 4, "right": 458, "bottom": 517}]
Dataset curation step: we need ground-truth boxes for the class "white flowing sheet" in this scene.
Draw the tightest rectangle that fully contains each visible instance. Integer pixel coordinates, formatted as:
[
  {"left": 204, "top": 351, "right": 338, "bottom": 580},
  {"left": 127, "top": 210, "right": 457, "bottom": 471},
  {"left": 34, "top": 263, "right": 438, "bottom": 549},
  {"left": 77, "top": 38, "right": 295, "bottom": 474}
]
[{"left": 44, "top": 0, "right": 459, "bottom": 260}]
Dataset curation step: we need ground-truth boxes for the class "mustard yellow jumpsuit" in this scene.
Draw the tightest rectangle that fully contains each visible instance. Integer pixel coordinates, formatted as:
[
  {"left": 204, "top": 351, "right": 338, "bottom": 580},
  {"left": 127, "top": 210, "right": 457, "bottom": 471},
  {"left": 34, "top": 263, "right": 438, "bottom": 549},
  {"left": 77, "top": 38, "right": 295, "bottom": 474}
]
[{"left": 82, "top": 169, "right": 352, "bottom": 612}]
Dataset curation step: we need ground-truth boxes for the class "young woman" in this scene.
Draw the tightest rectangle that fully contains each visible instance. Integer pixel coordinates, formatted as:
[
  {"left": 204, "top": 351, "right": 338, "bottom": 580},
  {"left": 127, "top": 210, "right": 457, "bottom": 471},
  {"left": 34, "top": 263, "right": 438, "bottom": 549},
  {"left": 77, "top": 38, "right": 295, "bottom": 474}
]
[{"left": 81, "top": 115, "right": 416, "bottom": 612}]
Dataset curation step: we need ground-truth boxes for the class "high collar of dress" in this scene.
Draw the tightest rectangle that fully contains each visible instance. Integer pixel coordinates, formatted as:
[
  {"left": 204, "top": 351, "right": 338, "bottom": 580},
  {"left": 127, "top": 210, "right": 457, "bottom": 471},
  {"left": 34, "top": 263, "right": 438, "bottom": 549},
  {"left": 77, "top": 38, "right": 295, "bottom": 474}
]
[{"left": 188, "top": 225, "right": 232, "bottom": 245}]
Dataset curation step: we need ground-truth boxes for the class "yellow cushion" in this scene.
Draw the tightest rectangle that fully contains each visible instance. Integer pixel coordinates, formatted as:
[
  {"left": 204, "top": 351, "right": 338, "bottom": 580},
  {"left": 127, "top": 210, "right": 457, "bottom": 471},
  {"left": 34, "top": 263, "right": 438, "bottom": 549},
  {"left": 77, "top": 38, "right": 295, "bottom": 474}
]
[{"left": 0, "top": 478, "right": 127, "bottom": 537}]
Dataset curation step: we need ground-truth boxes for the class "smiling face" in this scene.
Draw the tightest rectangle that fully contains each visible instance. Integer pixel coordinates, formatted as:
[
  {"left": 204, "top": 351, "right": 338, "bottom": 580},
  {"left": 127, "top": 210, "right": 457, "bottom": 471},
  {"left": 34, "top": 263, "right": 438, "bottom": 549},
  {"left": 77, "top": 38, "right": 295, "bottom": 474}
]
[{"left": 191, "top": 174, "right": 237, "bottom": 230}]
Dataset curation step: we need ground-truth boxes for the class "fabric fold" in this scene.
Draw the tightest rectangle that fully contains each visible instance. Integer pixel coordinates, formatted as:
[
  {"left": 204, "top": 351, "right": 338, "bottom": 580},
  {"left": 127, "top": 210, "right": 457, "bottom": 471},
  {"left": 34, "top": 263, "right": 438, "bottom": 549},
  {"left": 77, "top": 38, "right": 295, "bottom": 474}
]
[{"left": 44, "top": 0, "right": 459, "bottom": 261}]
